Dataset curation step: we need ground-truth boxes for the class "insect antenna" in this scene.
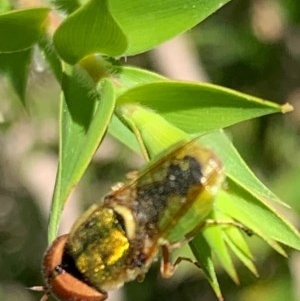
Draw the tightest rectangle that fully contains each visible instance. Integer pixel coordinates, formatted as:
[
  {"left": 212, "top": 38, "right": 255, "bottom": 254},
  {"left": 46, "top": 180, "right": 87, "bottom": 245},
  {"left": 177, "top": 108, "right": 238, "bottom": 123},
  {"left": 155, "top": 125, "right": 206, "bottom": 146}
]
[{"left": 27, "top": 285, "right": 50, "bottom": 301}]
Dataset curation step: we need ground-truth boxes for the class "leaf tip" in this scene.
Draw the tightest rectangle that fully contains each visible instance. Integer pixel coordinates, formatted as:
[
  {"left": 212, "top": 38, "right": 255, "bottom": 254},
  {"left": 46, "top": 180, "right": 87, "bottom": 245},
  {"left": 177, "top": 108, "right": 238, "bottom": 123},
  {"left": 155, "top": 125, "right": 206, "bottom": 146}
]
[
  {"left": 281, "top": 102, "right": 293, "bottom": 114},
  {"left": 252, "top": 267, "right": 259, "bottom": 278},
  {"left": 216, "top": 292, "right": 225, "bottom": 301},
  {"left": 232, "top": 274, "right": 240, "bottom": 285}
]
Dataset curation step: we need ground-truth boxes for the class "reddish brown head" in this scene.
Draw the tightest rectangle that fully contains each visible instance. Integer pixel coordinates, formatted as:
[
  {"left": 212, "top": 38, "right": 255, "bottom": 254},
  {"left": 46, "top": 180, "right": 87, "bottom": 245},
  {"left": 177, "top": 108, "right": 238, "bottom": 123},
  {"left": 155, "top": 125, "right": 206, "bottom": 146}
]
[{"left": 41, "top": 234, "right": 107, "bottom": 301}]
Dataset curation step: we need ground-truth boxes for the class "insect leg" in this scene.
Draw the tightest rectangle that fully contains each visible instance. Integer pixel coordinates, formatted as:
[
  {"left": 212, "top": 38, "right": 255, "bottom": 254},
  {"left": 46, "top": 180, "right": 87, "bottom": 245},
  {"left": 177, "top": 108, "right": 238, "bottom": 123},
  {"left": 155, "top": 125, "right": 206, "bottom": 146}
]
[
  {"left": 163, "top": 221, "right": 209, "bottom": 252},
  {"left": 184, "top": 219, "right": 253, "bottom": 242},
  {"left": 163, "top": 219, "right": 252, "bottom": 253},
  {"left": 160, "top": 244, "right": 176, "bottom": 278},
  {"left": 40, "top": 292, "right": 50, "bottom": 301},
  {"left": 160, "top": 244, "right": 202, "bottom": 278},
  {"left": 160, "top": 219, "right": 252, "bottom": 278}
]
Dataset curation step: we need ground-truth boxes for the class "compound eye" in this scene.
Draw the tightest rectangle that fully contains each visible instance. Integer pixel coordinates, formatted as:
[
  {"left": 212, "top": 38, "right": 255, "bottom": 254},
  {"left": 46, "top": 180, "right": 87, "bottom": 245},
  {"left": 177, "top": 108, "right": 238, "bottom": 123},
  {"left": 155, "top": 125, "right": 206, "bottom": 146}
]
[{"left": 42, "top": 234, "right": 108, "bottom": 301}]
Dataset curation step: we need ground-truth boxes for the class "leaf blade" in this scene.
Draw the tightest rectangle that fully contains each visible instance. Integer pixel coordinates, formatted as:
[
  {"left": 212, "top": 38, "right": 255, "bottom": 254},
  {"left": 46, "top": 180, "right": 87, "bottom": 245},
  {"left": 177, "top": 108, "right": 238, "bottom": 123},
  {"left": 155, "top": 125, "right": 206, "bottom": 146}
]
[
  {"left": 109, "top": 0, "right": 231, "bottom": 55},
  {"left": 190, "top": 235, "right": 224, "bottom": 301},
  {"left": 216, "top": 184, "right": 300, "bottom": 253},
  {"left": 53, "top": 0, "right": 127, "bottom": 64},
  {"left": 0, "top": 49, "right": 32, "bottom": 103},
  {"left": 117, "top": 82, "right": 291, "bottom": 133},
  {"left": 0, "top": 7, "right": 50, "bottom": 52},
  {"left": 48, "top": 68, "right": 116, "bottom": 242}
]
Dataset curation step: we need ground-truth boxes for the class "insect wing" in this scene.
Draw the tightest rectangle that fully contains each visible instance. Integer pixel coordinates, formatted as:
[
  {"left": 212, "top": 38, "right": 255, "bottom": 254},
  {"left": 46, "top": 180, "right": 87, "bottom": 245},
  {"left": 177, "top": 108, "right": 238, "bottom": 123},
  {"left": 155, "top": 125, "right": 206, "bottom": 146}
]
[{"left": 107, "top": 137, "right": 224, "bottom": 243}]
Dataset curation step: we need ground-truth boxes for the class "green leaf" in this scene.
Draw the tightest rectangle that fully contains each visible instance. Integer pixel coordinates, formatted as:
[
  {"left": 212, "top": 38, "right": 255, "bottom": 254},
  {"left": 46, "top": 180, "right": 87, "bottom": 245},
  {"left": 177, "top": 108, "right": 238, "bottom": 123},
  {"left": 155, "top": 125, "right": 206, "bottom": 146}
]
[
  {"left": 108, "top": 114, "right": 140, "bottom": 154},
  {"left": 117, "top": 104, "right": 188, "bottom": 159},
  {"left": 216, "top": 182, "right": 300, "bottom": 253},
  {"left": 202, "top": 223, "right": 239, "bottom": 283},
  {"left": 117, "top": 82, "right": 292, "bottom": 133},
  {"left": 48, "top": 69, "right": 116, "bottom": 242},
  {"left": 0, "top": 0, "right": 11, "bottom": 13},
  {"left": 0, "top": 8, "right": 50, "bottom": 52},
  {"left": 107, "top": 67, "right": 165, "bottom": 153},
  {"left": 190, "top": 235, "right": 223, "bottom": 301},
  {"left": 104, "top": 66, "right": 165, "bottom": 154},
  {"left": 53, "top": 1, "right": 232, "bottom": 60},
  {"left": 223, "top": 227, "right": 258, "bottom": 277},
  {"left": 53, "top": 0, "right": 127, "bottom": 64},
  {"left": 111, "top": 66, "right": 166, "bottom": 95},
  {"left": 0, "top": 49, "right": 32, "bottom": 103},
  {"left": 211, "top": 209, "right": 258, "bottom": 276},
  {"left": 200, "top": 131, "right": 287, "bottom": 206},
  {"left": 109, "top": 0, "right": 232, "bottom": 55}
]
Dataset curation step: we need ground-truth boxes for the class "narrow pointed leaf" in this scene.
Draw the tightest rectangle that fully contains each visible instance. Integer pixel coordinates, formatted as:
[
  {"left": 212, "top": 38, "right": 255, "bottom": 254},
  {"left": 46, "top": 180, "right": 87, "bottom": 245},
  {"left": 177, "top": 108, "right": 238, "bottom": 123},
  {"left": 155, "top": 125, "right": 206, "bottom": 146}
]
[
  {"left": 217, "top": 183, "right": 300, "bottom": 252},
  {"left": 108, "top": 114, "right": 140, "bottom": 154},
  {"left": 200, "top": 130, "right": 287, "bottom": 206},
  {"left": 48, "top": 69, "right": 116, "bottom": 242},
  {"left": 0, "top": 8, "right": 50, "bottom": 52},
  {"left": 202, "top": 224, "right": 239, "bottom": 283},
  {"left": 0, "top": 48, "right": 32, "bottom": 103},
  {"left": 109, "top": 0, "right": 231, "bottom": 55},
  {"left": 214, "top": 210, "right": 255, "bottom": 260},
  {"left": 190, "top": 235, "right": 223, "bottom": 301},
  {"left": 53, "top": 0, "right": 127, "bottom": 64},
  {"left": 224, "top": 230, "right": 258, "bottom": 277},
  {"left": 217, "top": 191, "right": 286, "bottom": 256},
  {"left": 117, "top": 82, "right": 292, "bottom": 133},
  {"left": 212, "top": 209, "right": 257, "bottom": 275}
]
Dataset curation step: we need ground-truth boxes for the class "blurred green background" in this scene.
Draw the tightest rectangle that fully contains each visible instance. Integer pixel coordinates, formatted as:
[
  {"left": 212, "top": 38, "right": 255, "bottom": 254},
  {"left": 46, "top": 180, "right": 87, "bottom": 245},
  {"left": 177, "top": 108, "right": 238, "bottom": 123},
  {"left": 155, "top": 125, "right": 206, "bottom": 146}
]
[{"left": 0, "top": 0, "right": 300, "bottom": 301}]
